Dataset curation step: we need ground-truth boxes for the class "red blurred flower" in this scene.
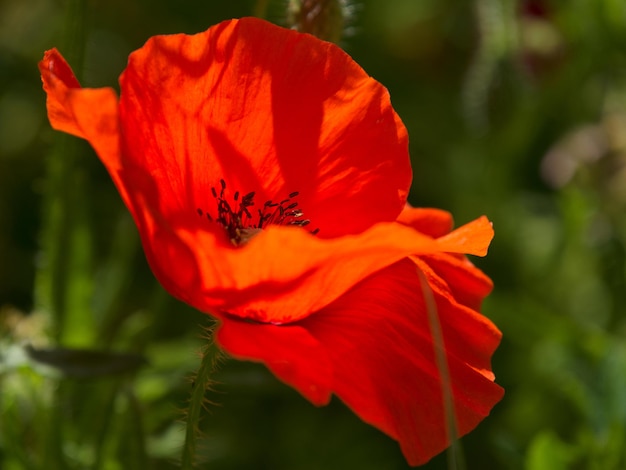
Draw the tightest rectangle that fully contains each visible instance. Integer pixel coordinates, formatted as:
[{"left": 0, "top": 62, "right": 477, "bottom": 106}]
[{"left": 39, "top": 17, "right": 503, "bottom": 465}]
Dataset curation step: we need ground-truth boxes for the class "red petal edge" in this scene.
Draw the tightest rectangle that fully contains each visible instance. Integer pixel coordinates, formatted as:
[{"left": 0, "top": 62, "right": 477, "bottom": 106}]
[{"left": 217, "top": 259, "right": 503, "bottom": 466}]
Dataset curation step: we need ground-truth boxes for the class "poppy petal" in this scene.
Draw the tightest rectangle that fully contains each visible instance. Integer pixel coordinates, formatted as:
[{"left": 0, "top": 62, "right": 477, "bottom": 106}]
[
  {"left": 397, "top": 205, "right": 454, "bottom": 238},
  {"left": 217, "top": 259, "right": 503, "bottom": 466},
  {"left": 397, "top": 206, "right": 493, "bottom": 310},
  {"left": 436, "top": 215, "right": 494, "bottom": 257},
  {"left": 151, "top": 216, "right": 493, "bottom": 323},
  {"left": 419, "top": 252, "right": 493, "bottom": 311},
  {"left": 39, "top": 49, "right": 121, "bottom": 172},
  {"left": 117, "top": 17, "right": 411, "bottom": 239},
  {"left": 410, "top": 257, "right": 500, "bottom": 380}
]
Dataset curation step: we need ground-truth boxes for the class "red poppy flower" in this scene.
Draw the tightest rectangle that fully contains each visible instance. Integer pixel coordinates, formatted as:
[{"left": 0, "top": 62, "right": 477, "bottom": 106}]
[{"left": 39, "top": 17, "right": 503, "bottom": 466}]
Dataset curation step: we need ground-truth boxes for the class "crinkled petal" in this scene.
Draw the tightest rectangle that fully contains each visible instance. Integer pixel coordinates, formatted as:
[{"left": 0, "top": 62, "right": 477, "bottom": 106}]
[
  {"left": 149, "top": 216, "right": 494, "bottom": 323},
  {"left": 397, "top": 205, "right": 494, "bottom": 310},
  {"left": 419, "top": 252, "right": 493, "bottom": 311},
  {"left": 410, "top": 257, "right": 500, "bottom": 380},
  {"left": 118, "top": 17, "right": 410, "bottom": 239},
  {"left": 217, "top": 259, "right": 503, "bottom": 466}
]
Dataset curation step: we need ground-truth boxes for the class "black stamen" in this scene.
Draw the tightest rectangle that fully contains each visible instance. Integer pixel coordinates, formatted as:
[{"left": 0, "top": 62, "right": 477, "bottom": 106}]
[{"left": 197, "top": 182, "right": 319, "bottom": 245}]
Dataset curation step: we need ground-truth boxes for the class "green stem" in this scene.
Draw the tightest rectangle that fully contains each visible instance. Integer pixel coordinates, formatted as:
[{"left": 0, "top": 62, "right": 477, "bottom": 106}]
[
  {"left": 62, "top": 0, "right": 87, "bottom": 75},
  {"left": 181, "top": 342, "right": 217, "bottom": 469},
  {"left": 417, "top": 267, "right": 465, "bottom": 470}
]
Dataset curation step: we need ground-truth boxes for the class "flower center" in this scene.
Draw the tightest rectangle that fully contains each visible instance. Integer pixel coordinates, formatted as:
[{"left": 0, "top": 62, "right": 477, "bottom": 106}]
[{"left": 197, "top": 179, "right": 319, "bottom": 246}]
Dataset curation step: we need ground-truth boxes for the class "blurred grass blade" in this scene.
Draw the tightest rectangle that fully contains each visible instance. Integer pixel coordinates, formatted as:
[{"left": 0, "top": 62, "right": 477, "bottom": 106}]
[
  {"left": 122, "top": 387, "right": 149, "bottom": 469},
  {"left": 35, "top": 0, "right": 95, "bottom": 348},
  {"left": 462, "top": 0, "right": 518, "bottom": 132},
  {"left": 44, "top": 384, "right": 68, "bottom": 469}
]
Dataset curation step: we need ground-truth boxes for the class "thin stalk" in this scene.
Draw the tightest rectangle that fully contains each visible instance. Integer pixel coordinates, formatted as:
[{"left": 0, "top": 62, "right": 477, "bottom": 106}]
[
  {"left": 181, "top": 341, "right": 218, "bottom": 469},
  {"left": 417, "top": 267, "right": 465, "bottom": 470}
]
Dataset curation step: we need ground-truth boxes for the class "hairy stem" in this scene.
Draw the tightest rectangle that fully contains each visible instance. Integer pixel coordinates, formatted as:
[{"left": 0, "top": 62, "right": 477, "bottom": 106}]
[{"left": 181, "top": 341, "right": 218, "bottom": 469}]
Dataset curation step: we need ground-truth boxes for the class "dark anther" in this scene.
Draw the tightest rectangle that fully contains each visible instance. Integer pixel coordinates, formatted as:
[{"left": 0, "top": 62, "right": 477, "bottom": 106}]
[
  {"left": 197, "top": 182, "right": 319, "bottom": 245},
  {"left": 311, "top": 228, "right": 320, "bottom": 235}
]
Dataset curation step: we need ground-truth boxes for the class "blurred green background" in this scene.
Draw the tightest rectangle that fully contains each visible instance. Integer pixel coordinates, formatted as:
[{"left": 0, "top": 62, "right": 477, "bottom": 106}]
[{"left": 2, "top": 0, "right": 626, "bottom": 468}]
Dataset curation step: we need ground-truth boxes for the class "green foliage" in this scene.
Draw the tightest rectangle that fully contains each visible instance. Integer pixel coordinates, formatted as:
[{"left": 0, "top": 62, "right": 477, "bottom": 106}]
[{"left": 2, "top": 0, "right": 626, "bottom": 468}]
